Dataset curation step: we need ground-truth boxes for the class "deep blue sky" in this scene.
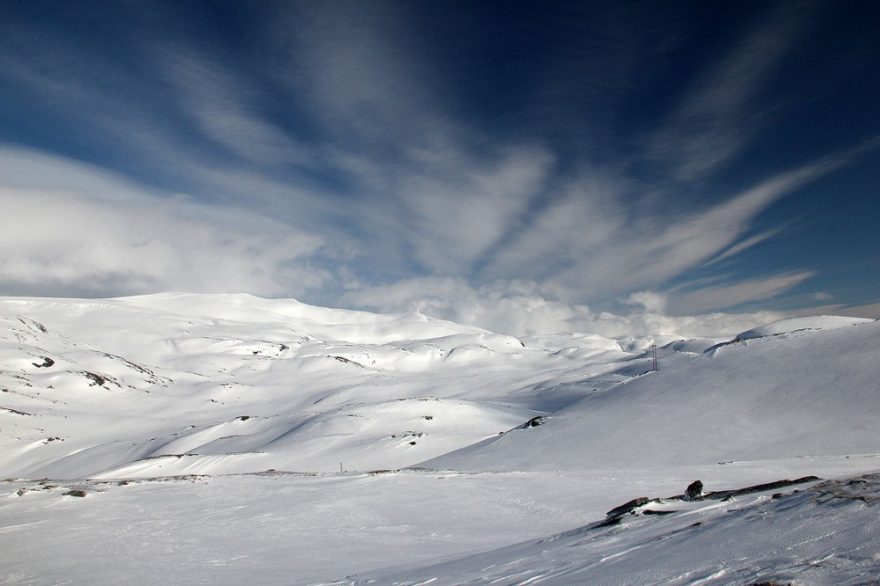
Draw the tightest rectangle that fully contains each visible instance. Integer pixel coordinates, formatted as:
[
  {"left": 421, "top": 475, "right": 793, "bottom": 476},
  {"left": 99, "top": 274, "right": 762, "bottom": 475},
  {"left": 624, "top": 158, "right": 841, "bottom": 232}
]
[{"left": 1, "top": 0, "right": 878, "bottom": 333}]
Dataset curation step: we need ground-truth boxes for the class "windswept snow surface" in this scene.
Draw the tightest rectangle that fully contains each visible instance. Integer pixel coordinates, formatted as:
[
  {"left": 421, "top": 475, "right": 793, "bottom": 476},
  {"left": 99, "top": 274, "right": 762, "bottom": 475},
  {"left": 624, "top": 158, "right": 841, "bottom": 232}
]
[
  {"left": 1, "top": 294, "right": 878, "bottom": 584},
  {"left": 348, "top": 473, "right": 880, "bottom": 585},
  {"left": 732, "top": 314, "right": 874, "bottom": 341},
  {"left": 424, "top": 315, "right": 880, "bottom": 472}
]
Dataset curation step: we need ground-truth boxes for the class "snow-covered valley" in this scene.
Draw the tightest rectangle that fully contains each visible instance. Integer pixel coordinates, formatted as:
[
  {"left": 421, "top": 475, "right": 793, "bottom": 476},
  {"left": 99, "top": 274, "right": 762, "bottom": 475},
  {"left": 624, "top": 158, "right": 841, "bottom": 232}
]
[{"left": 1, "top": 293, "right": 878, "bottom": 584}]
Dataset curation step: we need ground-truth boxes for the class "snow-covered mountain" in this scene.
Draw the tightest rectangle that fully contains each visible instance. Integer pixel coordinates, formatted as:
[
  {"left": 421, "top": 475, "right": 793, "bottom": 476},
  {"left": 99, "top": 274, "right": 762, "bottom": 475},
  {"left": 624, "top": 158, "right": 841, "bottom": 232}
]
[
  {"left": 1, "top": 294, "right": 878, "bottom": 584},
  {"left": 0, "top": 293, "right": 614, "bottom": 478}
]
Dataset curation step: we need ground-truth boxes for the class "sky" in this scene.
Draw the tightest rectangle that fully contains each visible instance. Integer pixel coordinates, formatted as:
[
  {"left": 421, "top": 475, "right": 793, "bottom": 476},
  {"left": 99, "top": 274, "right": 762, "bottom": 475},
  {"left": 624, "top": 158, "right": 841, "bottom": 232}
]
[{"left": 1, "top": 0, "right": 879, "bottom": 336}]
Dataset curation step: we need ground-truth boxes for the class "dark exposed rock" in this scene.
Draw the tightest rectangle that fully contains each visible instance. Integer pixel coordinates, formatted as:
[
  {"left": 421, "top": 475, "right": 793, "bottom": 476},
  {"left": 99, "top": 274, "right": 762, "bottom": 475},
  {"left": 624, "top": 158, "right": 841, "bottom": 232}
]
[
  {"left": 1, "top": 406, "right": 32, "bottom": 416},
  {"left": 594, "top": 515, "right": 623, "bottom": 528},
  {"left": 590, "top": 476, "right": 825, "bottom": 534},
  {"left": 32, "top": 357, "right": 55, "bottom": 368},
  {"left": 332, "top": 355, "right": 360, "bottom": 366},
  {"left": 135, "top": 453, "right": 198, "bottom": 463},
  {"left": 810, "top": 473, "right": 880, "bottom": 504},
  {"left": 606, "top": 497, "right": 650, "bottom": 519},
  {"left": 520, "top": 416, "right": 547, "bottom": 429},
  {"left": 18, "top": 317, "right": 48, "bottom": 333},
  {"left": 64, "top": 490, "right": 87, "bottom": 497},
  {"left": 685, "top": 480, "right": 703, "bottom": 500},
  {"left": 703, "top": 476, "right": 820, "bottom": 500},
  {"left": 595, "top": 496, "right": 664, "bottom": 527},
  {"left": 83, "top": 372, "right": 106, "bottom": 387}
]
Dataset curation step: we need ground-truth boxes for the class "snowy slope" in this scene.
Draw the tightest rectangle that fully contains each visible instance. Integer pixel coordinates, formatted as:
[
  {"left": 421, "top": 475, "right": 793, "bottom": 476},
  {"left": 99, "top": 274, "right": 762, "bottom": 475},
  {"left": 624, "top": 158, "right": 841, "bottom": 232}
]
[
  {"left": 732, "top": 314, "right": 874, "bottom": 341},
  {"left": 347, "top": 473, "right": 880, "bottom": 585},
  {"left": 422, "top": 318, "right": 880, "bottom": 472},
  {"left": 1, "top": 295, "right": 879, "bottom": 585},
  {"left": 0, "top": 293, "right": 625, "bottom": 478}
]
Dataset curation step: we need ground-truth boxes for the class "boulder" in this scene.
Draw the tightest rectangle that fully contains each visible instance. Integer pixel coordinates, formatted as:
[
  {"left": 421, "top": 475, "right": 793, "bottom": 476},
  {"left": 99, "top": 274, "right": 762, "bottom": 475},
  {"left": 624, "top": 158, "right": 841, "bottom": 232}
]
[{"left": 685, "top": 480, "right": 703, "bottom": 500}]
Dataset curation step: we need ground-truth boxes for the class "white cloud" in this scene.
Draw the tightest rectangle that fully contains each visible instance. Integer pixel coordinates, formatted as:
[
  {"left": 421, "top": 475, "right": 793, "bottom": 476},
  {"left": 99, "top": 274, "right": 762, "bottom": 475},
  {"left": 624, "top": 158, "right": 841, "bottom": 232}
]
[
  {"left": 574, "top": 308, "right": 784, "bottom": 340},
  {"left": 398, "top": 147, "right": 554, "bottom": 274},
  {"left": 157, "top": 48, "right": 314, "bottom": 167},
  {"left": 626, "top": 290, "right": 668, "bottom": 313},
  {"left": 1, "top": 4, "right": 875, "bottom": 331},
  {"left": 484, "top": 173, "right": 628, "bottom": 281},
  {"left": 255, "top": 3, "right": 560, "bottom": 279},
  {"left": 703, "top": 227, "right": 786, "bottom": 266},
  {"left": 666, "top": 270, "right": 816, "bottom": 314},
  {"left": 343, "top": 277, "right": 783, "bottom": 339},
  {"left": 487, "top": 155, "right": 846, "bottom": 300},
  {"left": 0, "top": 26, "right": 339, "bottom": 233},
  {"left": 0, "top": 148, "right": 325, "bottom": 298},
  {"left": 342, "top": 278, "right": 590, "bottom": 336}
]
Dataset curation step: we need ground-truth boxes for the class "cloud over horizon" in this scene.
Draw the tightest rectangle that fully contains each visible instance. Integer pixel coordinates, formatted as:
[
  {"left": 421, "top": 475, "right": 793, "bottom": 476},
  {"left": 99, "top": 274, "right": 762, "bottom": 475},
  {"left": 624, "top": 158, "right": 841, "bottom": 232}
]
[
  {"left": 1, "top": 0, "right": 879, "bottom": 335},
  {"left": 0, "top": 148, "right": 325, "bottom": 298}
]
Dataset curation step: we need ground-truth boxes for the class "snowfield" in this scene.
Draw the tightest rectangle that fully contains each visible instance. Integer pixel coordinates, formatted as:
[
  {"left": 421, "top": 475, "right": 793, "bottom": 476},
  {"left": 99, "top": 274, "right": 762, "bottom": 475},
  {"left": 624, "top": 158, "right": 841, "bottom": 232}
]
[{"left": 1, "top": 293, "right": 878, "bottom": 585}]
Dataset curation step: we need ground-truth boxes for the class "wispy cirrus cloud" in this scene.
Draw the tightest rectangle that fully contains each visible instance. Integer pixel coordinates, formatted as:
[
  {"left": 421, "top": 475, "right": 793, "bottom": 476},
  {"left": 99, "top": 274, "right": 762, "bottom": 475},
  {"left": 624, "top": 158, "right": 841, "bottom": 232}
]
[
  {"left": 396, "top": 147, "right": 554, "bottom": 274},
  {"left": 664, "top": 270, "right": 817, "bottom": 314},
  {"left": 1, "top": 1, "right": 877, "bottom": 337},
  {"left": 647, "top": 2, "right": 816, "bottom": 181},
  {"left": 157, "top": 49, "right": 313, "bottom": 168},
  {"left": 347, "top": 135, "right": 875, "bottom": 328},
  {"left": 340, "top": 149, "right": 853, "bottom": 333},
  {"left": 0, "top": 22, "right": 346, "bottom": 239},
  {"left": 702, "top": 227, "right": 787, "bottom": 267},
  {"left": 484, "top": 150, "right": 856, "bottom": 302}
]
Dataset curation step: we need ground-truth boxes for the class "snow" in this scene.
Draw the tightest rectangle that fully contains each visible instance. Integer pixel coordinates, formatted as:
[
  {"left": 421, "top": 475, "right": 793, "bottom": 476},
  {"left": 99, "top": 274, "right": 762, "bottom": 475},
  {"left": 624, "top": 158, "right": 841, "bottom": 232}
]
[
  {"left": 1, "top": 293, "right": 878, "bottom": 584},
  {"left": 424, "top": 316, "right": 880, "bottom": 472},
  {"left": 733, "top": 314, "right": 874, "bottom": 341},
  {"left": 351, "top": 473, "right": 880, "bottom": 585}
]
